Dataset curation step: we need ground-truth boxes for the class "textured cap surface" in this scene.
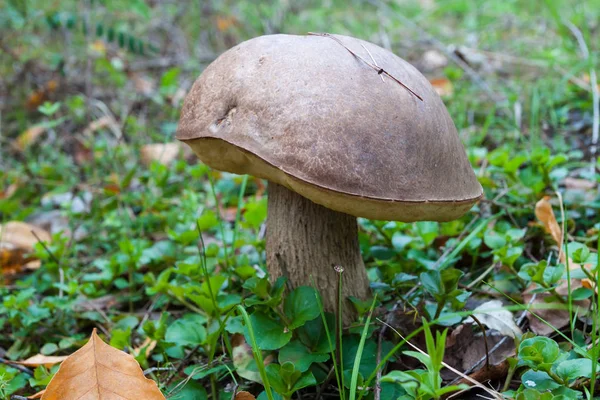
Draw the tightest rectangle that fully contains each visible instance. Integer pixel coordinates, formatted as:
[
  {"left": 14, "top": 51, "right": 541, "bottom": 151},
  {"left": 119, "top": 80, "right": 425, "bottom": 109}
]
[{"left": 177, "top": 34, "right": 483, "bottom": 221}]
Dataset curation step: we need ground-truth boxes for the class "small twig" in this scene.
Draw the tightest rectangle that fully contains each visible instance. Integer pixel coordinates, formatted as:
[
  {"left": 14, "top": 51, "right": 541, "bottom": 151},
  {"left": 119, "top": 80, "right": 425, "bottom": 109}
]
[
  {"left": 308, "top": 32, "right": 423, "bottom": 101},
  {"left": 230, "top": 383, "right": 239, "bottom": 400},
  {"left": 468, "top": 314, "right": 490, "bottom": 370},
  {"left": 10, "top": 396, "right": 30, "bottom": 400},
  {"left": 143, "top": 366, "right": 174, "bottom": 376},
  {"left": 360, "top": 43, "right": 385, "bottom": 83},
  {"left": 0, "top": 357, "right": 34, "bottom": 376},
  {"left": 164, "top": 344, "right": 202, "bottom": 386}
]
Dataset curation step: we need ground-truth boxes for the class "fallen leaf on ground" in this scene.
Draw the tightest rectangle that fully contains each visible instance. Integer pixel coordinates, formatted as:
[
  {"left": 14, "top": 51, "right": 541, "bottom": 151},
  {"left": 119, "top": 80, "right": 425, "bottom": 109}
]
[
  {"left": 465, "top": 300, "right": 522, "bottom": 338},
  {"left": 0, "top": 221, "right": 51, "bottom": 250},
  {"left": 1, "top": 221, "right": 51, "bottom": 278},
  {"left": 527, "top": 196, "right": 593, "bottom": 335},
  {"left": 15, "top": 125, "right": 46, "bottom": 151},
  {"left": 41, "top": 329, "right": 165, "bottom": 400},
  {"left": 443, "top": 323, "right": 515, "bottom": 380},
  {"left": 15, "top": 354, "right": 69, "bottom": 368},
  {"left": 140, "top": 142, "right": 182, "bottom": 166},
  {"left": 235, "top": 391, "right": 256, "bottom": 400},
  {"left": 429, "top": 77, "right": 453, "bottom": 97}
]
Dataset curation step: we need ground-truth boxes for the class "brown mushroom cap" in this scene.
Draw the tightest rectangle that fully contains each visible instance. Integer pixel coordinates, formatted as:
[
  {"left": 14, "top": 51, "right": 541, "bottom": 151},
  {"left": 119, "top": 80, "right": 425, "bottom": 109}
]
[{"left": 177, "top": 34, "right": 483, "bottom": 221}]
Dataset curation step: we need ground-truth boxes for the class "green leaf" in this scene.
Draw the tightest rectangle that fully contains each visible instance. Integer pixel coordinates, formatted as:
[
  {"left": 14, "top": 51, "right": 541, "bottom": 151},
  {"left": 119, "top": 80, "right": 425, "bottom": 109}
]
[
  {"left": 484, "top": 232, "right": 507, "bottom": 250},
  {"left": 279, "top": 340, "right": 329, "bottom": 372},
  {"left": 420, "top": 271, "right": 443, "bottom": 296},
  {"left": 243, "top": 312, "right": 291, "bottom": 350},
  {"left": 518, "top": 337, "right": 560, "bottom": 372},
  {"left": 165, "top": 314, "right": 208, "bottom": 347},
  {"left": 167, "top": 379, "right": 208, "bottom": 400},
  {"left": 284, "top": 286, "right": 321, "bottom": 329},
  {"left": 40, "top": 342, "right": 58, "bottom": 355},
  {"left": 556, "top": 358, "right": 593, "bottom": 381},
  {"left": 521, "top": 370, "right": 561, "bottom": 391},
  {"left": 296, "top": 312, "right": 336, "bottom": 353}
]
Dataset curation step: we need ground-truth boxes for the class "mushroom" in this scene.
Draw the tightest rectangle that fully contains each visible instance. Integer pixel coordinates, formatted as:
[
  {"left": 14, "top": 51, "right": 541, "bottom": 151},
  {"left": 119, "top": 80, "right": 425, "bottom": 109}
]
[{"left": 177, "top": 34, "right": 483, "bottom": 323}]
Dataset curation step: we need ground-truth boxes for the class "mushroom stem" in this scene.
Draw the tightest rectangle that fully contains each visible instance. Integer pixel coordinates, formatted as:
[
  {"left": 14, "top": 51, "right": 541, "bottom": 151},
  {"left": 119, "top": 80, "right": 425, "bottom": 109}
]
[{"left": 266, "top": 182, "right": 371, "bottom": 325}]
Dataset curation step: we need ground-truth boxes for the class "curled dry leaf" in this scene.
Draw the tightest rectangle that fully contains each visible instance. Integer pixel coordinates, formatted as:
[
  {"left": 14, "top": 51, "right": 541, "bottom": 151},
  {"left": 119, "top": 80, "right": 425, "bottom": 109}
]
[
  {"left": 15, "top": 354, "right": 69, "bottom": 369},
  {"left": 527, "top": 197, "right": 593, "bottom": 335},
  {"left": 535, "top": 196, "right": 562, "bottom": 246},
  {"left": 140, "top": 142, "right": 183, "bottom": 167},
  {"left": 465, "top": 300, "right": 522, "bottom": 338},
  {"left": 41, "top": 329, "right": 165, "bottom": 400}
]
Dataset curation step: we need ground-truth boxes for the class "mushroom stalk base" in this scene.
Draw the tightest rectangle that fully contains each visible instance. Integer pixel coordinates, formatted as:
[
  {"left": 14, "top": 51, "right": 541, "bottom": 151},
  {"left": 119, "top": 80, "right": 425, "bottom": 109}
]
[{"left": 266, "top": 183, "right": 371, "bottom": 325}]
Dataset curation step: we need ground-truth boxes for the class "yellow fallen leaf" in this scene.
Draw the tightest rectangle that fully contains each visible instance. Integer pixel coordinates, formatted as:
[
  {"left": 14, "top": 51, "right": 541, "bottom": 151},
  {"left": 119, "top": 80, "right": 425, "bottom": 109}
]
[
  {"left": 41, "top": 329, "right": 165, "bottom": 400},
  {"left": 140, "top": 143, "right": 182, "bottom": 167},
  {"left": 15, "top": 354, "right": 69, "bottom": 369},
  {"left": 534, "top": 196, "right": 563, "bottom": 250}
]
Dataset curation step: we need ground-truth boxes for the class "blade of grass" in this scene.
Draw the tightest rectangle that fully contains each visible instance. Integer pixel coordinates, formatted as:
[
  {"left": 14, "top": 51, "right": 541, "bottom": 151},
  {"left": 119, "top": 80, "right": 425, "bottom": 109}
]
[
  {"left": 349, "top": 295, "right": 377, "bottom": 400},
  {"left": 311, "top": 276, "right": 344, "bottom": 400},
  {"left": 236, "top": 305, "right": 274, "bottom": 400},
  {"left": 336, "top": 265, "right": 345, "bottom": 394},
  {"left": 207, "top": 169, "right": 230, "bottom": 272},
  {"left": 230, "top": 174, "right": 249, "bottom": 266}
]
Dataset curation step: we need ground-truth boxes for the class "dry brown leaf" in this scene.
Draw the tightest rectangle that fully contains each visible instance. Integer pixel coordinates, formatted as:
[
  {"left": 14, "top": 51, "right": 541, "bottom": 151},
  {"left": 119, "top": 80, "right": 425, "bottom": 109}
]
[
  {"left": 15, "top": 125, "right": 46, "bottom": 151},
  {"left": 41, "top": 329, "right": 165, "bottom": 400},
  {"left": 140, "top": 143, "right": 182, "bottom": 167},
  {"left": 0, "top": 221, "right": 51, "bottom": 251},
  {"left": 1, "top": 221, "right": 50, "bottom": 278},
  {"left": 535, "top": 196, "right": 563, "bottom": 248},
  {"left": 235, "top": 391, "right": 257, "bottom": 400},
  {"left": 15, "top": 354, "right": 69, "bottom": 369},
  {"left": 429, "top": 77, "right": 453, "bottom": 97},
  {"left": 528, "top": 196, "right": 594, "bottom": 334}
]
